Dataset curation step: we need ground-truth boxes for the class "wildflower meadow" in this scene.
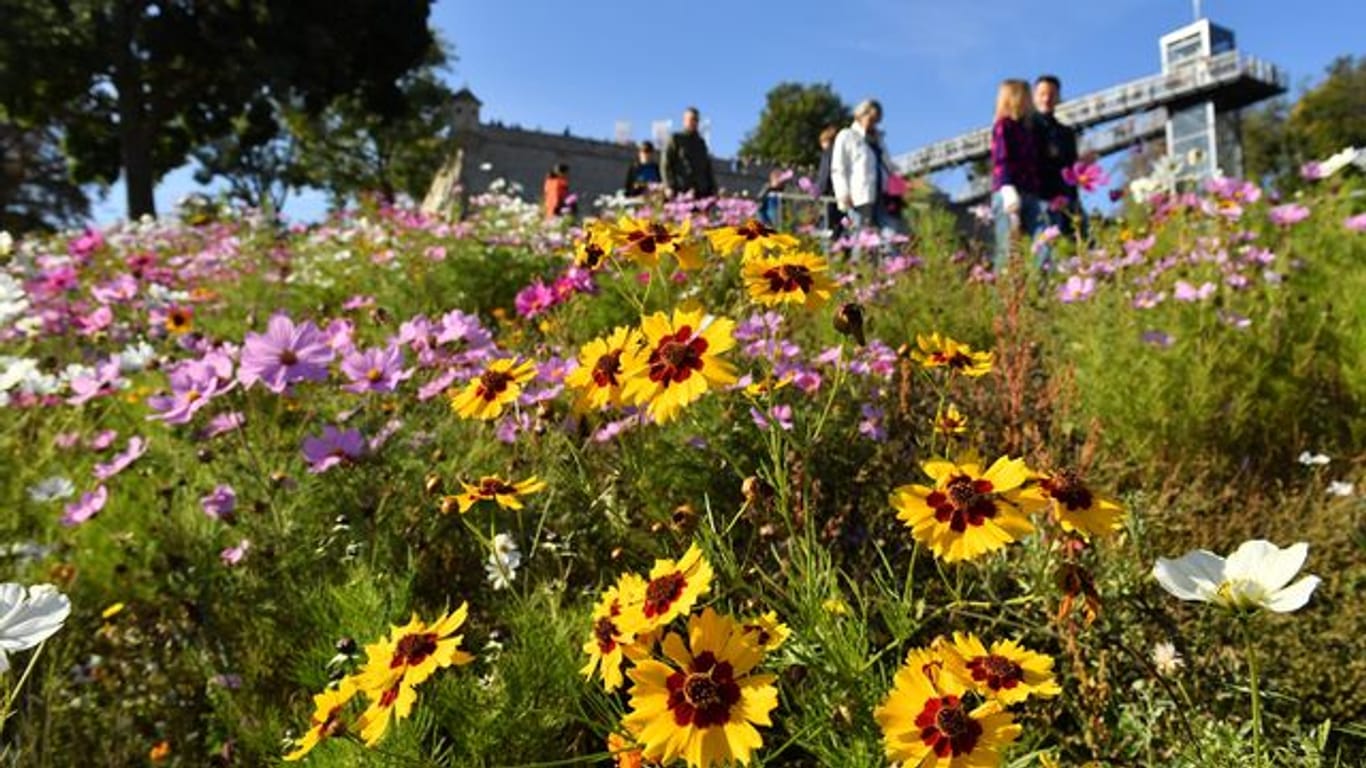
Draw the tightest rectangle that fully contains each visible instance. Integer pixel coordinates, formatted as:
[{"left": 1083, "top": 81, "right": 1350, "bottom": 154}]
[{"left": 1, "top": 165, "right": 1364, "bottom": 767}]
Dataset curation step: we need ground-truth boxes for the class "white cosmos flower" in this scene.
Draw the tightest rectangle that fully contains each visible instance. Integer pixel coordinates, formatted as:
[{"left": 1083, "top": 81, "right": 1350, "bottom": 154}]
[
  {"left": 0, "top": 583, "right": 72, "bottom": 673},
  {"left": 27, "top": 476, "right": 75, "bottom": 502},
  {"left": 0, "top": 273, "right": 29, "bottom": 325},
  {"left": 1327, "top": 481, "right": 1354, "bottom": 497},
  {"left": 1153, "top": 540, "right": 1320, "bottom": 613},
  {"left": 1297, "top": 451, "right": 1330, "bottom": 466},
  {"left": 484, "top": 533, "right": 521, "bottom": 591},
  {"left": 1150, "top": 641, "right": 1184, "bottom": 675}
]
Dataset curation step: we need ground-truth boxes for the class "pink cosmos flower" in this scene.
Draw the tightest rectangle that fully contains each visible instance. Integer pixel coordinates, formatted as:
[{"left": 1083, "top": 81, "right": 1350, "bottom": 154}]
[
  {"left": 67, "top": 360, "right": 125, "bottom": 405},
  {"left": 1173, "top": 280, "right": 1216, "bottom": 302},
  {"left": 75, "top": 306, "right": 113, "bottom": 336},
  {"left": 93, "top": 436, "right": 147, "bottom": 481},
  {"left": 1268, "top": 204, "right": 1310, "bottom": 226},
  {"left": 62, "top": 485, "right": 108, "bottom": 526},
  {"left": 237, "top": 314, "right": 334, "bottom": 393},
  {"left": 91, "top": 274, "right": 139, "bottom": 304},
  {"left": 341, "top": 295, "right": 376, "bottom": 311},
  {"left": 198, "top": 411, "right": 246, "bottom": 440},
  {"left": 220, "top": 539, "right": 250, "bottom": 566},
  {"left": 1058, "top": 275, "right": 1096, "bottom": 303},
  {"left": 86, "top": 430, "right": 118, "bottom": 451},
  {"left": 1345, "top": 213, "right": 1366, "bottom": 233},
  {"left": 339, "top": 345, "right": 410, "bottom": 394},
  {"left": 514, "top": 280, "right": 557, "bottom": 319},
  {"left": 750, "top": 404, "right": 794, "bottom": 432},
  {"left": 147, "top": 357, "right": 233, "bottom": 424},
  {"left": 201, "top": 485, "right": 237, "bottom": 522},
  {"left": 1062, "top": 161, "right": 1110, "bottom": 192},
  {"left": 858, "top": 404, "right": 887, "bottom": 442},
  {"left": 301, "top": 425, "right": 365, "bottom": 473}
]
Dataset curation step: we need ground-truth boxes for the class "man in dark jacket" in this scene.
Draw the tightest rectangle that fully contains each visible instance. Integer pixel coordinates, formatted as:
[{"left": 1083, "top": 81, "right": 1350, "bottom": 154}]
[
  {"left": 623, "top": 141, "right": 662, "bottom": 196},
  {"left": 814, "top": 125, "right": 843, "bottom": 240},
  {"left": 1033, "top": 75, "right": 1085, "bottom": 237},
  {"left": 662, "top": 106, "right": 717, "bottom": 198}
]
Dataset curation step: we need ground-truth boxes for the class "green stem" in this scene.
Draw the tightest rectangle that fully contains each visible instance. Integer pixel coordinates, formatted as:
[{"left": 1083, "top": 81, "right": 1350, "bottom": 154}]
[{"left": 1242, "top": 617, "right": 1265, "bottom": 767}]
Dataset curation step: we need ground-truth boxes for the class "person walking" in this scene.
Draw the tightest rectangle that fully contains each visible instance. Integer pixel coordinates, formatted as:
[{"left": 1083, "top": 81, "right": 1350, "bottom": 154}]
[
  {"left": 623, "top": 141, "right": 662, "bottom": 196},
  {"left": 990, "top": 80, "right": 1044, "bottom": 270},
  {"left": 1033, "top": 75, "right": 1085, "bottom": 237},
  {"left": 831, "top": 99, "right": 893, "bottom": 232},
  {"left": 662, "top": 107, "right": 717, "bottom": 199}
]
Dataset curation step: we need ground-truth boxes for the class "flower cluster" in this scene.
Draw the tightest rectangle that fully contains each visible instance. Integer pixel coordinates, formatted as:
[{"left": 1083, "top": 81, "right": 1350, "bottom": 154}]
[{"left": 582, "top": 544, "right": 784, "bottom": 768}]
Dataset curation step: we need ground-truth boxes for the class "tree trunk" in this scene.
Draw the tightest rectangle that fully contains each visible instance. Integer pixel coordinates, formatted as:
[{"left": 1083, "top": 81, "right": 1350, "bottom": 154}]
[{"left": 112, "top": 3, "right": 156, "bottom": 219}]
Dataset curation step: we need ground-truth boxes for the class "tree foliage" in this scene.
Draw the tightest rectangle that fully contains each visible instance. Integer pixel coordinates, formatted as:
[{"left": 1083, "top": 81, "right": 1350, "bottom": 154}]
[
  {"left": 739, "top": 83, "right": 851, "bottom": 168},
  {"left": 0, "top": 121, "right": 90, "bottom": 233},
  {"left": 0, "top": 0, "right": 436, "bottom": 218},
  {"left": 1240, "top": 56, "right": 1365, "bottom": 189}
]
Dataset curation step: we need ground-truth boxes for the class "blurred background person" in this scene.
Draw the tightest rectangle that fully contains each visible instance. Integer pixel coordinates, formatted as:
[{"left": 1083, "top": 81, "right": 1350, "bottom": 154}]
[
  {"left": 542, "top": 163, "right": 573, "bottom": 219},
  {"left": 662, "top": 107, "right": 717, "bottom": 199},
  {"left": 990, "top": 80, "right": 1043, "bottom": 269},
  {"left": 1033, "top": 74, "right": 1086, "bottom": 238},
  {"left": 832, "top": 99, "right": 891, "bottom": 232},
  {"left": 756, "top": 168, "right": 790, "bottom": 228},
  {"left": 623, "top": 141, "right": 661, "bottom": 196},
  {"left": 814, "top": 125, "right": 844, "bottom": 240}
]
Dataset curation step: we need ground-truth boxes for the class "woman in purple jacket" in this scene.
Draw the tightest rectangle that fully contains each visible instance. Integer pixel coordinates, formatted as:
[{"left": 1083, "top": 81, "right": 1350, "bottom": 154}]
[{"left": 990, "top": 79, "right": 1045, "bottom": 270}]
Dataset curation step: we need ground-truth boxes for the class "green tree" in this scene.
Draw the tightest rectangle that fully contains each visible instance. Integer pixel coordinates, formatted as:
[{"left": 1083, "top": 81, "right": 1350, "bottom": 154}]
[
  {"left": 739, "top": 83, "right": 851, "bottom": 168},
  {"left": 190, "top": 97, "right": 307, "bottom": 213},
  {"left": 1289, "top": 56, "right": 1366, "bottom": 159},
  {"left": 290, "top": 49, "right": 457, "bottom": 207},
  {"left": 1240, "top": 98, "right": 1293, "bottom": 187},
  {"left": 0, "top": 120, "right": 90, "bottom": 233},
  {"left": 0, "top": 0, "right": 436, "bottom": 219}
]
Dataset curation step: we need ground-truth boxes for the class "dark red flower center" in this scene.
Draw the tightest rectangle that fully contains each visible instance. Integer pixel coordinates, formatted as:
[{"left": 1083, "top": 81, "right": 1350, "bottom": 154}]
[
  {"left": 592, "top": 350, "right": 623, "bottom": 388},
  {"left": 593, "top": 616, "right": 618, "bottom": 654},
  {"left": 477, "top": 477, "right": 519, "bottom": 497},
  {"left": 643, "top": 572, "right": 686, "bottom": 618},
  {"left": 582, "top": 242, "right": 605, "bottom": 268},
  {"left": 915, "top": 695, "right": 982, "bottom": 758},
  {"left": 279, "top": 349, "right": 299, "bottom": 366},
  {"left": 391, "top": 631, "right": 439, "bottom": 669},
  {"left": 967, "top": 653, "right": 1025, "bottom": 691},
  {"left": 478, "top": 369, "right": 514, "bottom": 401},
  {"left": 666, "top": 651, "right": 741, "bottom": 728},
  {"left": 378, "top": 682, "right": 401, "bottom": 708},
  {"left": 1040, "top": 469, "right": 1093, "bottom": 511},
  {"left": 742, "top": 622, "right": 771, "bottom": 647},
  {"left": 647, "top": 326, "right": 707, "bottom": 385},
  {"left": 762, "top": 263, "right": 814, "bottom": 295},
  {"left": 319, "top": 706, "right": 347, "bottom": 738},
  {"left": 925, "top": 475, "right": 998, "bottom": 532},
  {"left": 740, "top": 219, "right": 775, "bottom": 240}
]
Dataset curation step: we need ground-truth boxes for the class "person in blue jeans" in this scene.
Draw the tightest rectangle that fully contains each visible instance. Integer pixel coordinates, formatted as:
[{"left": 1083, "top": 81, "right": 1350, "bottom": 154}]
[{"left": 990, "top": 79, "right": 1046, "bottom": 271}]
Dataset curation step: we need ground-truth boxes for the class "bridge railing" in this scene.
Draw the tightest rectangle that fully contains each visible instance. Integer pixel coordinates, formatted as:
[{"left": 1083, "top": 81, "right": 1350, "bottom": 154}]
[{"left": 895, "top": 51, "right": 1287, "bottom": 176}]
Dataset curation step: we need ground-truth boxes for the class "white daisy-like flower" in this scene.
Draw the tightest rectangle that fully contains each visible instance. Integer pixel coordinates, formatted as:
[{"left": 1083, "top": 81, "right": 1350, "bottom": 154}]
[
  {"left": 1153, "top": 540, "right": 1320, "bottom": 614},
  {"left": 1150, "top": 641, "right": 1184, "bottom": 675},
  {"left": 27, "top": 476, "right": 75, "bottom": 502},
  {"left": 0, "top": 583, "right": 72, "bottom": 673},
  {"left": 1327, "top": 481, "right": 1354, "bottom": 497},
  {"left": 484, "top": 532, "right": 521, "bottom": 591},
  {"left": 1297, "top": 451, "right": 1331, "bottom": 466}
]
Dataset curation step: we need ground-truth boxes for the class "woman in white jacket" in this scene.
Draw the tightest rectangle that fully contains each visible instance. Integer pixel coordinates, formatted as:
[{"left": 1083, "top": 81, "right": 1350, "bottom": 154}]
[{"left": 831, "top": 99, "right": 889, "bottom": 231}]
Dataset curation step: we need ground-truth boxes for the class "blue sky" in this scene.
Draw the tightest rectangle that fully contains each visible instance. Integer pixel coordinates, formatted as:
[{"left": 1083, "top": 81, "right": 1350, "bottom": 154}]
[{"left": 92, "top": 0, "right": 1365, "bottom": 222}]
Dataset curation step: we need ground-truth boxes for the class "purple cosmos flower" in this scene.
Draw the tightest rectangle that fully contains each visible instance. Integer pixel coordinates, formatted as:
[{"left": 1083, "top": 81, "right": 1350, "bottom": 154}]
[
  {"left": 340, "top": 345, "right": 410, "bottom": 394},
  {"left": 1173, "top": 280, "right": 1216, "bottom": 302},
  {"left": 514, "top": 280, "right": 558, "bottom": 319},
  {"left": 1058, "top": 275, "right": 1096, "bottom": 304},
  {"left": 1346, "top": 213, "right": 1366, "bottom": 233},
  {"left": 62, "top": 485, "right": 108, "bottom": 526},
  {"left": 86, "top": 430, "right": 118, "bottom": 451},
  {"left": 67, "top": 360, "right": 125, "bottom": 405},
  {"left": 1268, "top": 203, "right": 1310, "bottom": 226},
  {"left": 1142, "top": 330, "right": 1175, "bottom": 348},
  {"left": 417, "top": 369, "right": 458, "bottom": 401},
  {"left": 147, "top": 358, "right": 232, "bottom": 424},
  {"left": 750, "top": 404, "right": 794, "bottom": 432},
  {"left": 858, "top": 404, "right": 887, "bottom": 442},
  {"left": 237, "top": 314, "right": 334, "bottom": 393},
  {"left": 220, "top": 539, "right": 250, "bottom": 567},
  {"left": 341, "top": 295, "right": 375, "bottom": 311},
  {"left": 201, "top": 485, "right": 237, "bottom": 522},
  {"left": 198, "top": 411, "right": 246, "bottom": 440},
  {"left": 93, "top": 436, "right": 147, "bottom": 481},
  {"left": 301, "top": 425, "right": 365, "bottom": 473},
  {"left": 435, "top": 310, "right": 493, "bottom": 349}
]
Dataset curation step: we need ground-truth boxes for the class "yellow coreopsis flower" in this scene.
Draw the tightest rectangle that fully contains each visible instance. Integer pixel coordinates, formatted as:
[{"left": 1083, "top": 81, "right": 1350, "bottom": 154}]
[
  {"left": 937, "top": 632, "right": 1062, "bottom": 706},
  {"left": 705, "top": 219, "right": 799, "bottom": 261},
  {"left": 565, "top": 326, "right": 643, "bottom": 412},
  {"left": 933, "top": 404, "right": 969, "bottom": 436},
  {"left": 353, "top": 604, "right": 475, "bottom": 746},
  {"left": 623, "top": 543, "right": 714, "bottom": 633},
  {"left": 575, "top": 222, "right": 617, "bottom": 271},
  {"left": 912, "top": 333, "right": 994, "bottom": 377},
  {"left": 284, "top": 679, "right": 359, "bottom": 761},
  {"left": 449, "top": 358, "right": 537, "bottom": 421},
  {"left": 620, "top": 307, "right": 737, "bottom": 424},
  {"left": 1018, "top": 468, "right": 1125, "bottom": 539},
  {"left": 614, "top": 217, "right": 693, "bottom": 269},
  {"left": 607, "top": 732, "right": 646, "bottom": 768},
  {"left": 450, "top": 475, "right": 547, "bottom": 513},
  {"left": 740, "top": 611, "right": 791, "bottom": 652},
  {"left": 875, "top": 647, "right": 1021, "bottom": 767},
  {"left": 741, "top": 251, "right": 834, "bottom": 310},
  {"left": 890, "top": 455, "right": 1036, "bottom": 563},
  {"left": 581, "top": 573, "right": 647, "bottom": 692},
  {"left": 622, "top": 608, "right": 779, "bottom": 768}
]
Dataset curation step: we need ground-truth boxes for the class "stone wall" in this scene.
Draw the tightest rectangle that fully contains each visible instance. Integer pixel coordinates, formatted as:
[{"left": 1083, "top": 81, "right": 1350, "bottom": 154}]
[{"left": 422, "top": 124, "right": 771, "bottom": 217}]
